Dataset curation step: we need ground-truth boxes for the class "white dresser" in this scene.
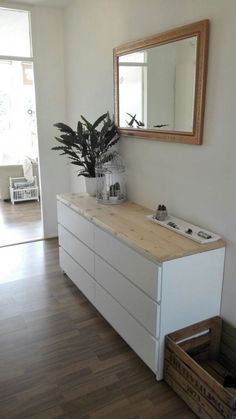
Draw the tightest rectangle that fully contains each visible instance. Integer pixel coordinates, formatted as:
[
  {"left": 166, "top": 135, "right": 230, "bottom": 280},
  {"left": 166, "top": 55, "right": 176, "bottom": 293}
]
[{"left": 57, "top": 194, "right": 226, "bottom": 380}]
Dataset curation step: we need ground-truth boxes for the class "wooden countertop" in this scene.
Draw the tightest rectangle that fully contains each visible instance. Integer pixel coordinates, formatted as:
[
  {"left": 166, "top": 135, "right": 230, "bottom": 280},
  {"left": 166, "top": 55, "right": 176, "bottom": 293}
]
[{"left": 57, "top": 193, "right": 226, "bottom": 264}]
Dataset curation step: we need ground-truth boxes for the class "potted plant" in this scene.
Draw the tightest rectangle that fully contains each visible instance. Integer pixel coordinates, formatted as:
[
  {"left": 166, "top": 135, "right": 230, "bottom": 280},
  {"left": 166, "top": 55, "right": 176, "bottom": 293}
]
[{"left": 52, "top": 112, "right": 120, "bottom": 195}]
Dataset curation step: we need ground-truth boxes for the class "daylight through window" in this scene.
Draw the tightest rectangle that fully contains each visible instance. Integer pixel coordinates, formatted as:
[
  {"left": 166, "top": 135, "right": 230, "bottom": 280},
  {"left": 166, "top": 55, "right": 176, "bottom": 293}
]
[{"left": 0, "top": 8, "right": 38, "bottom": 166}]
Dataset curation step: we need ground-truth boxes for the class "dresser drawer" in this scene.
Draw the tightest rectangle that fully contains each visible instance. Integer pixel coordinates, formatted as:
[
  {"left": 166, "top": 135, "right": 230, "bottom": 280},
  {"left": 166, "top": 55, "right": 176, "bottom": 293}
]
[
  {"left": 59, "top": 248, "right": 95, "bottom": 304},
  {"left": 95, "top": 255, "right": 160, "bottom": 337},
  {"left": 95, "top": 283, "right": 158, "bottom": 372},
  {"left": 59, "top": 224, "right": 94, "bottom": 276},
  {"left": 94, "top": 227, "right": 161, "bottom": 301},
  {"left": 57, "top": 201, "right": 94, "bottom": 249}
]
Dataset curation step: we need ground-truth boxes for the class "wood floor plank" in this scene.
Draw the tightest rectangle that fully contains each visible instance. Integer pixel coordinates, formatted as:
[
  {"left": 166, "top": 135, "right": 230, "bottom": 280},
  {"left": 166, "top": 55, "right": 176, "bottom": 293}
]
[
  {"left": 0, "top": 239, "right": 196, "bottom": 419},
  {"left": 26, "top": 405, "right": 64, "bottom": 419},
  {"left": 0, "top": 200, "right": 43, "bottom": 247}
]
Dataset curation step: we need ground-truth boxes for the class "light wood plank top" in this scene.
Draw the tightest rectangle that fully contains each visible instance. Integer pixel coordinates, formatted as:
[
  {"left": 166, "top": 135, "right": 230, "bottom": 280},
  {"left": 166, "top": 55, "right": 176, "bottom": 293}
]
[{"left": 57, "top": 193, "right": 225, "bottom": 264}]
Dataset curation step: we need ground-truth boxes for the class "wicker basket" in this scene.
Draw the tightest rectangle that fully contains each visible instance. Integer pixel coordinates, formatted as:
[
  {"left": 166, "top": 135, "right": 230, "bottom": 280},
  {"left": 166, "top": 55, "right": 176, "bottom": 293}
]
[
  {"left": 9, "top": 176, "right": 39, "bottom": 204},
  {"left": 164, "top": 316, "right": 236, "bottom": 419}
]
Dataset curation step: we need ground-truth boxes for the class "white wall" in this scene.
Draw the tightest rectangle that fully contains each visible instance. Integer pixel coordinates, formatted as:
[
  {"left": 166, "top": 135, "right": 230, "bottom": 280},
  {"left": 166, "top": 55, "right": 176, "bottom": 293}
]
[
  {"left": 31, "top": 5, "right": 70, "bottom": 237},
  {"left": 64, "top": 0, "right": 236, "bottom": 326}
]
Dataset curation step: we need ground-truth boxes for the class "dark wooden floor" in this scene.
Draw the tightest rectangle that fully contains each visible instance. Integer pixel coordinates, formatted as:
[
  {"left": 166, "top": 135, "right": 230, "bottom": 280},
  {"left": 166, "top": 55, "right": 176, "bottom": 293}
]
[
  {"left": 0, "top": 240, "right": 197, "bottom": 419},
  {"left": 0, "top": 200, "right": 43, "bottom": 247}
]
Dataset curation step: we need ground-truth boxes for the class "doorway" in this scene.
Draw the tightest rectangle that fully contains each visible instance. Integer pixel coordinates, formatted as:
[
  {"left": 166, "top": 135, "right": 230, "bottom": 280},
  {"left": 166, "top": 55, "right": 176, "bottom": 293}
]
[{"left": 0, "top": 7, "right": 43, "bottom": 247}]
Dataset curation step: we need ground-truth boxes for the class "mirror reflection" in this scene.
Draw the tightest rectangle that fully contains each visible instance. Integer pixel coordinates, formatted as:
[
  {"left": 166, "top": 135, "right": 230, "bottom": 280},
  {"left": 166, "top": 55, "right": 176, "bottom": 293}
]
[{"left": 118, "top": 36, "right": 197, "bottom": 133}]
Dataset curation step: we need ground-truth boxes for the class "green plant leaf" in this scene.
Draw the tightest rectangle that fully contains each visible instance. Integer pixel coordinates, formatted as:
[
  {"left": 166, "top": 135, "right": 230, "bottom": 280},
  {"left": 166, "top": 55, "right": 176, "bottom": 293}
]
[
  {"left": 91, "top": 113, "right": 107, "bottom": 130},
  {"left": 70, "top": 161, "right": 84, "bottom": 166},
  {"left": 54, "top": 122, "right": 75, "bottom": 134},
  {"left": 77, "top": 121, "right": 84, "bottom": 139},
  {"left": 105, "top": 135, "right": 119, "bottom": 150},
  {"left": 80, "top": 115, "right": 93, "bottom": 131},
  {"left": 52, "top": 112, "right": 120, "bottom": 177},
  {"left": 60, "top": 133, "right": 77, "bottom": 143}
]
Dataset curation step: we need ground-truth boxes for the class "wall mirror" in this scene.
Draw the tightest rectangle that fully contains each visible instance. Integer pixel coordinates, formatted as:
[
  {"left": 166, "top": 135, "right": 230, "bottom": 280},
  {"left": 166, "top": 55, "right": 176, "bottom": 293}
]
[{"left": 114, "top": 20, "right": 209, "bottom": 144}]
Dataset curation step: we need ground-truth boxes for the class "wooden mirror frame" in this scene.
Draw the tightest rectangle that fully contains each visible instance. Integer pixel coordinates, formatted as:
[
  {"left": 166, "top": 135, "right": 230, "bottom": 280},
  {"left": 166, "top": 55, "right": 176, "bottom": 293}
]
[{"left": 114, "top": 20, "right": 209, "bottom": 145}]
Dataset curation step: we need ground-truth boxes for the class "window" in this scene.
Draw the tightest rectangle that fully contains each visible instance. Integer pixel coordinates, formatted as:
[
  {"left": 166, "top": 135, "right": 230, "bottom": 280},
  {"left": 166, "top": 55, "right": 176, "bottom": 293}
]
[
  {"left": 0, "top": 8, "right": 38, "bottom": 166},
  {"left": 0, "top": 8, "right": 32, "bottom": 57},
  {"left": 119, "top": 52, "right": 147, "bottom": 128}
]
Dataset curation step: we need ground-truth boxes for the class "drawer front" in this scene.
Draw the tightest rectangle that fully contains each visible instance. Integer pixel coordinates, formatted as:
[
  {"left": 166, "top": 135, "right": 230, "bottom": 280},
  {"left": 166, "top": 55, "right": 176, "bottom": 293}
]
[
  {"left": 95, "top": 255, "right": 160, "bottom": 337},
  {"left": 59, "top": 224, "right": 94, "bottom": 276},
  {"left": 59, "top": 248, "right": 95, "bottom": 304},
  {"left": 94, "top": 227, "right": 161, "bottom": 301},
  {"left": 95, "top": 283, "right": 158, "bottom": 373},
  {"left": 57, "top": 201, "right": 94, "bottom": 249}
]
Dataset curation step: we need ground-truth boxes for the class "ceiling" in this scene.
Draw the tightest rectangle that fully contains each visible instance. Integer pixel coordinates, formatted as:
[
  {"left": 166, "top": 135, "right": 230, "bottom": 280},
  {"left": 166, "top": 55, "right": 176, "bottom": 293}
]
[{"left": 2, "top": 0, "right": 73, "bottom": 7}]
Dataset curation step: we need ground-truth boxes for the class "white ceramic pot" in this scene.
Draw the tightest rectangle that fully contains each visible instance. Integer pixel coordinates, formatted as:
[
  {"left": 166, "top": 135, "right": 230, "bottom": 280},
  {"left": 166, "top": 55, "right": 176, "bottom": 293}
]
[{"left": 84, "top": 177, "right": 96, "bottom": 196}]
